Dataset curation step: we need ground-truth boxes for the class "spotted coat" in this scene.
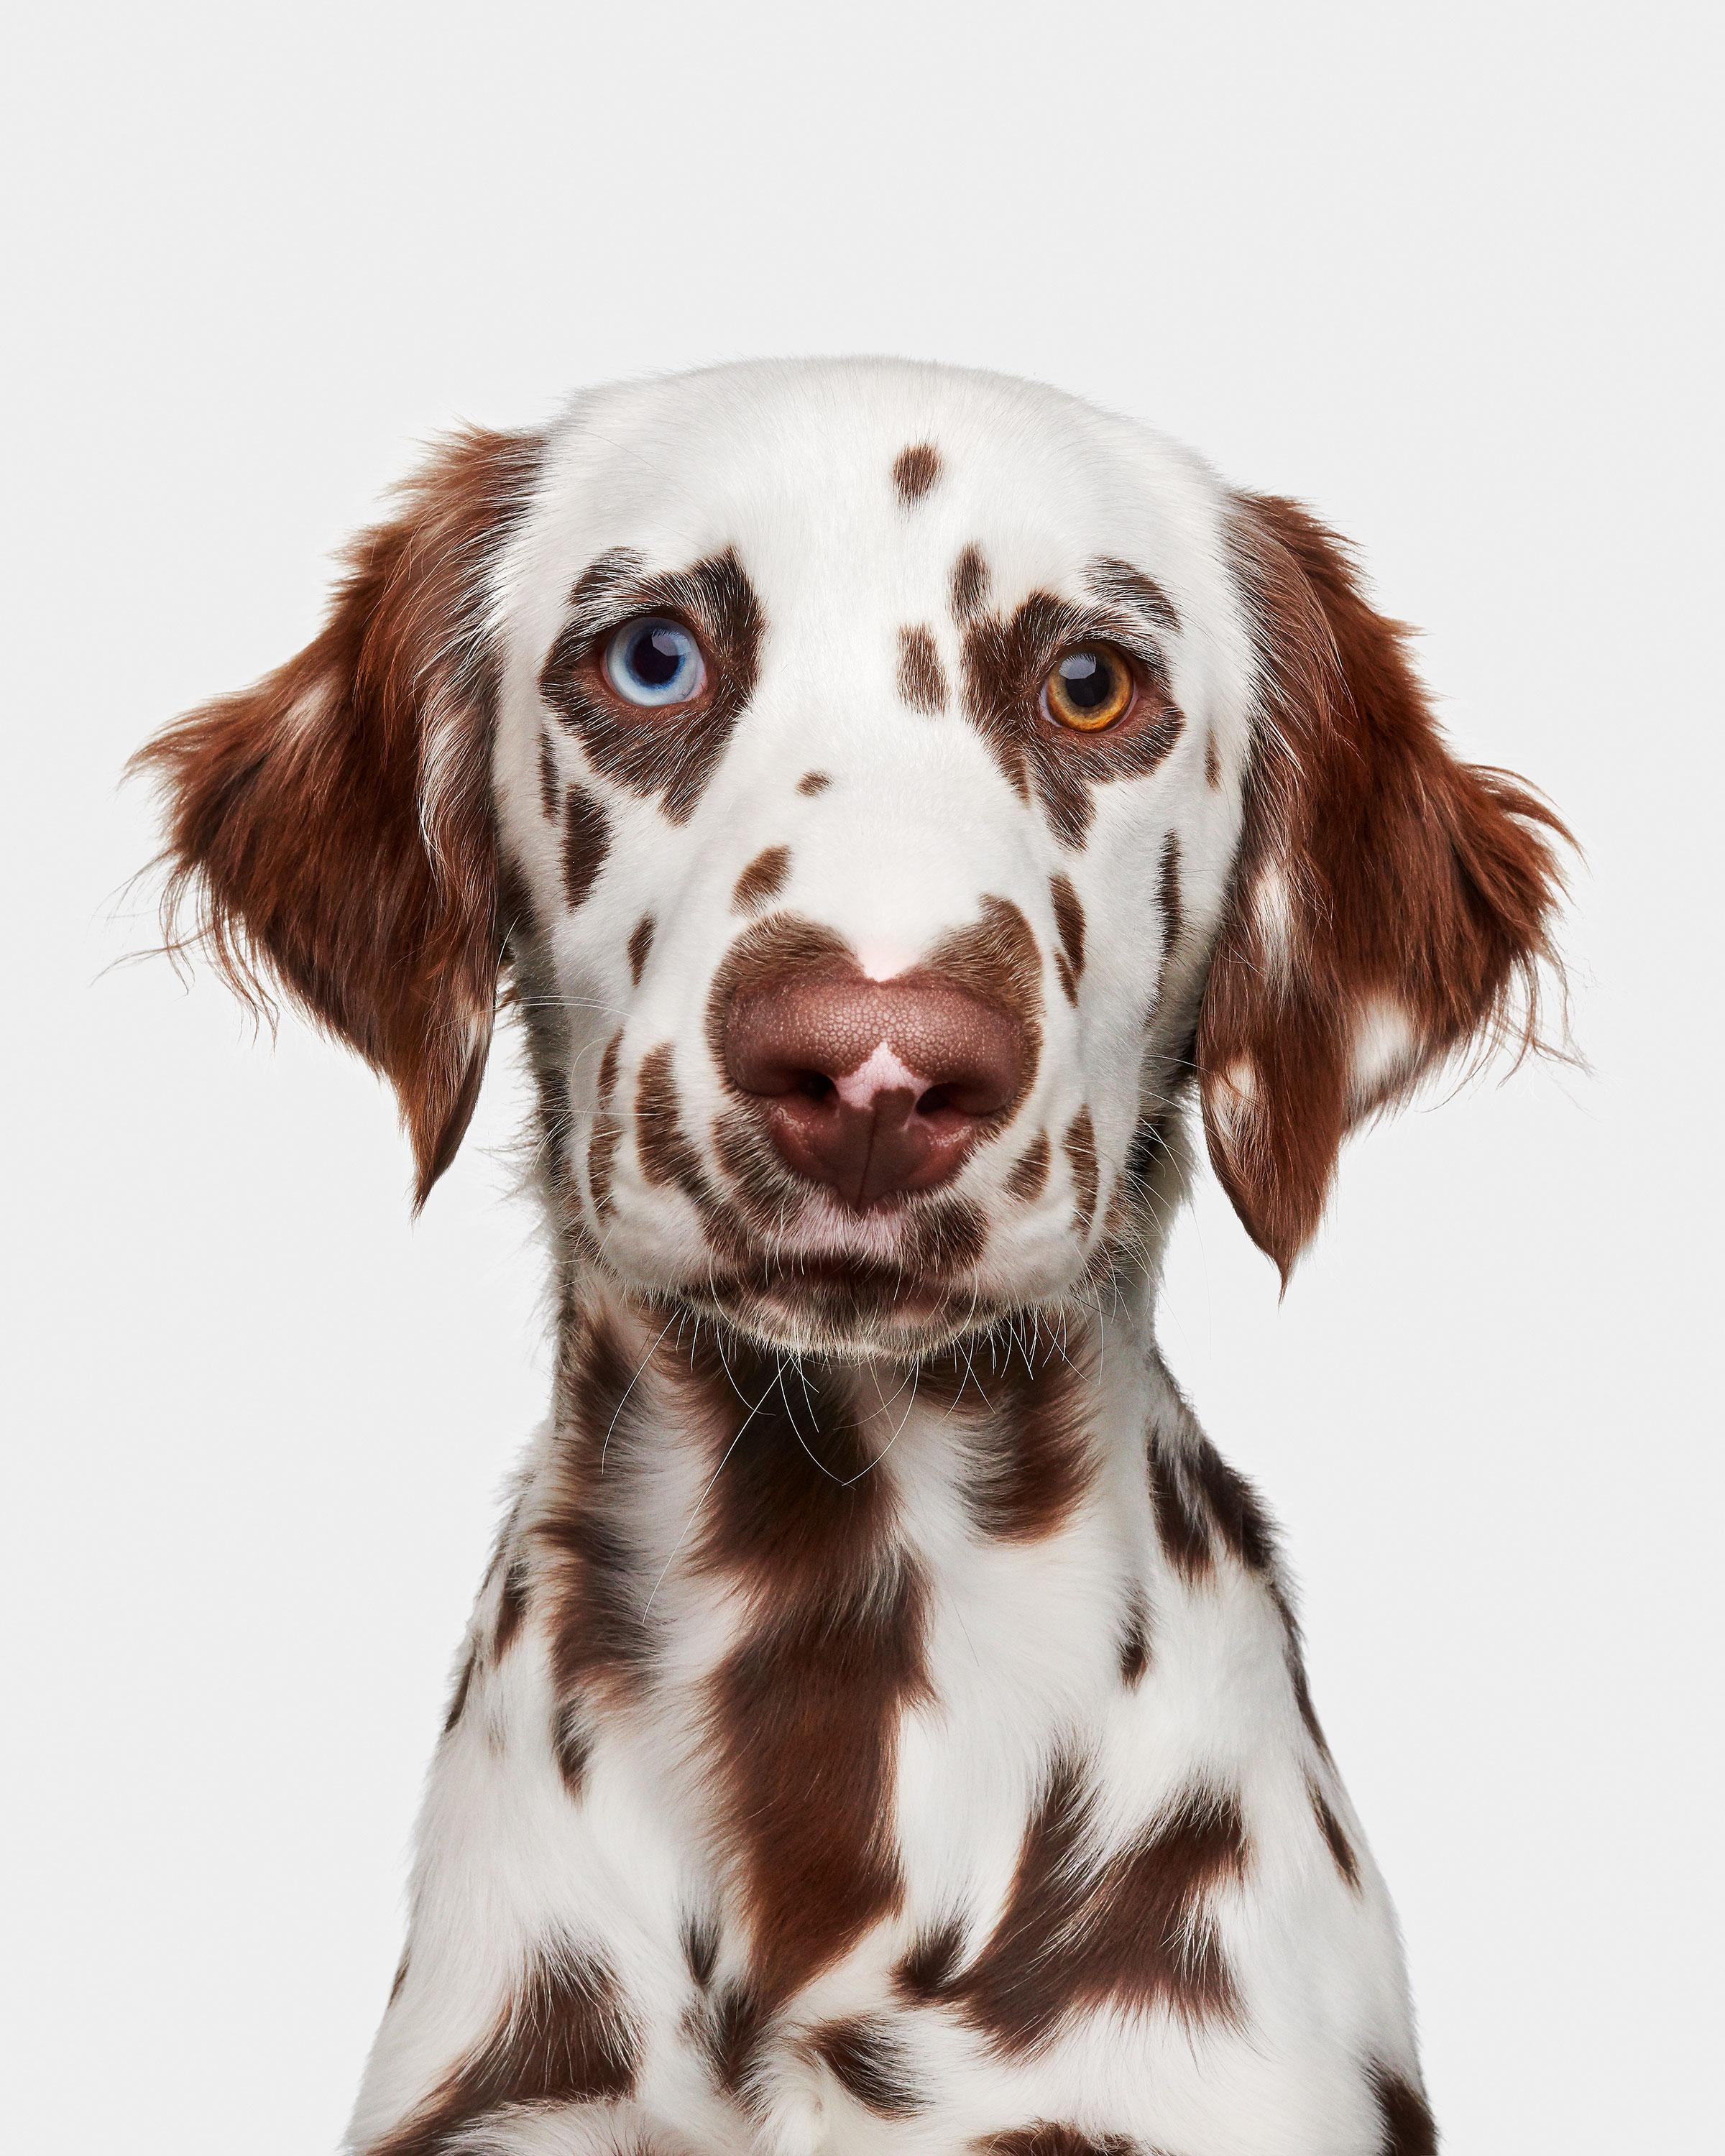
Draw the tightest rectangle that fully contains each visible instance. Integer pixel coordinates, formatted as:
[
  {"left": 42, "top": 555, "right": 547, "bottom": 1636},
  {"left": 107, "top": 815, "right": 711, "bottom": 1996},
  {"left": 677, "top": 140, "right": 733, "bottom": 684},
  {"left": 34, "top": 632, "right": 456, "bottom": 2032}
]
[{"left": 137, "top": 357, "right": 1570, "bottom": 2156}]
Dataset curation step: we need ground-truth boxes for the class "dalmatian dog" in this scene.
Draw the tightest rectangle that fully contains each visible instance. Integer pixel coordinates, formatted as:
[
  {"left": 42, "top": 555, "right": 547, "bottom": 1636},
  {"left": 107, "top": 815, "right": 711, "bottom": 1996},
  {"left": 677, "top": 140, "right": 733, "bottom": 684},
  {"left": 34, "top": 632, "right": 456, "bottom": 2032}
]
[{"left": 138, "top": 359, "right": 1567, "bottom": 2156}]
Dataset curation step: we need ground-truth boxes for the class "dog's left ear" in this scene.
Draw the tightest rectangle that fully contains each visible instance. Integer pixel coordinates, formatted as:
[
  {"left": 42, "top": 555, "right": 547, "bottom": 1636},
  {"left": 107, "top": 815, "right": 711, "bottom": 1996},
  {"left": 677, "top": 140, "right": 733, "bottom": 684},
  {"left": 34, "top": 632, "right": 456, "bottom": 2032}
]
[
  {"left": 1197, "top": 492, "right": 1572, "bottom": 1281},
  {"left": 133, "top": 426, "right": 543, "bottom": 1205}
]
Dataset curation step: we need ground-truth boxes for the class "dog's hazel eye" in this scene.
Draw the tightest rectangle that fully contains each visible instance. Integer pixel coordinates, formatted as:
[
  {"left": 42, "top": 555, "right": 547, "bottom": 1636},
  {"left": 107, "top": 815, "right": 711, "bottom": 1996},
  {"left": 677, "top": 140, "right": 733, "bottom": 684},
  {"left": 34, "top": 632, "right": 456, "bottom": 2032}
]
[
  {"left": 603, "top": 617, "right": 706, "bottom": 707},
  {"left": 1043, "top": 646, "right": 1133, "bottom": 732}
]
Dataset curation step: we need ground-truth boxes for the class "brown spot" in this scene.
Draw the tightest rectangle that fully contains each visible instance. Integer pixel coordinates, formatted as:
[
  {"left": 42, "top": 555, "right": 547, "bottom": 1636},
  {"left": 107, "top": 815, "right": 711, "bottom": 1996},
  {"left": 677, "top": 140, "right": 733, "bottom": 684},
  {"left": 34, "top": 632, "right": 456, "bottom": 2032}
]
[
  {"left": 949, "top": 1757, "right": 1248, "bottom": 2051},
  {"left": 796, "top": 769, "right": 831, "bottom": 796},
  {"left": 808, "top": 2014, "right": 924, "bottom": 2117},
  {"left": 387, "top": 1953, "right": 409, "bottom": 2007},
  {"left": 369, "top": 1943, "right": 638, "bottom": 2155},
  {"left": 627, "top": 914, "right": 655, "bottom": 984},
  {"left": 535, "top": 1309, "right": 662, "bottom": 1792},
  {"left": 540, "top": 546, "right": 765, "bottom": 826},
  {"left": 681, "top": 1911, "right": 720, "bottom": 1991},
  {"left": 1310, "top": 1777, "right": 1360, "bottom": 1891},
  {"left": 894, "top": 1917, "right": 965, "bottom": 2002},
  {"left": 698, "top": 1978, "right": 771, "bottom": 2109},
  {"left": 978, "top": 2129, "right": 1142, "bottom": 2156},
  {"left": 1368, "top": 2064, "right": 1438, "bottom": 2156},
  {"left": 586, "top": 1028, "right": 624, "bottom": 1217},
  {"left": 1204, "top": 730, "right": 1222, "bottom": 788},
  {"left": 561, "top": 783, "right": 611, "bottom": 911},
  {"left": 1064, "top": 1109, "right": 1098, "bottom": 1235},
  {"left": 1154, "top": 831, "right": 1184, "bottom": 1005},
  {"left": 892, "top": 441, "right": 942, "bottom": 505},
  {"left": 1087, "top": 555, "right": 1180, "bottom": 633},
  {"left": 537, "top": 728, "right": 559, "bottom": 819},
  {"left": 1005, "top": 1130, "right": 1051, "bottom": 1202},
  {"left": 1118, "top": 1588, "right": 1151, "bottom": 1685},
  {"left": 1202, "top": 492, "right": 1570, "bottom": 1281},
  {"left": 963, "top": 1330, "right": 1096, "bottom": 1543},
  {"left": 132, "top": 424, "right": 546, "bottom": 1210},
  {"left": 1146, "top": 1425, "right": 1213, "bottom": 1583},
  {"left": 494, "top": 1557, "right": 530, "bottom": 1659},
  {"left": 732, "top": 844, "right": 793, "bottom": 913},
  {"left": 441, "top": 1645, "right": 476, "bottom": 1734},
  {"left": 951, "top": 545, "right": 991, "bottom": 623},
  {"left": 897, "top": 624, "right": 949, "bottom": 713},
  {"left": 635, "top": 1043, "right": 704, "bottom": 1194},
  {"left": 1049, "top": 873, "right": 1085, "bottom": 1003},
  {"left": 961, "top": 590, "right": 1185, "bottom": 847},
  {"left": 686, "top": 1340, "right": 929, "bottom": 2013},
  {"left": 926, "top": 895, "right": 1044, "bottom": 1116}
]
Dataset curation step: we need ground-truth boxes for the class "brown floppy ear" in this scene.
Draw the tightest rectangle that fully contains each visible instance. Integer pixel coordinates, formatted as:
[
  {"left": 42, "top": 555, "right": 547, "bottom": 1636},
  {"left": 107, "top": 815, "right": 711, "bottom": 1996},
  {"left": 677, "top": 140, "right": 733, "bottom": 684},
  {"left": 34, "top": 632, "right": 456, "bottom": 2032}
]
[
  {"left": 1197, "top": 492, "right": 1571, "bottom": 1281},
  {"left": 132, "top": 426, "right": 543, "bottom": 1205}
]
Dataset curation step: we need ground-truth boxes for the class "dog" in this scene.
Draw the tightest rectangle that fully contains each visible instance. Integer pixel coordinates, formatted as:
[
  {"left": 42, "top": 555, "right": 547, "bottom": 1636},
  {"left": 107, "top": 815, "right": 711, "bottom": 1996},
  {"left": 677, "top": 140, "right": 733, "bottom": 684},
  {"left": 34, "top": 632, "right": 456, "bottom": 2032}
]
[{"left": 137, "top": 358, "right": 1567, "bottom": 2156}]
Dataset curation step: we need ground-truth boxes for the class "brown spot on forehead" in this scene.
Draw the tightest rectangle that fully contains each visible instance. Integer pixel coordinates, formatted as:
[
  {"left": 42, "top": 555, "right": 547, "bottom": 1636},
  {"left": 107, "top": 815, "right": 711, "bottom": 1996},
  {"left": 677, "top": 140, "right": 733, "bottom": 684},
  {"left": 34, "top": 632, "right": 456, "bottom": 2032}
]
[
  {"left": 896, "top": 625, "right": 947, "bottom": 714},
  {"left": 950, "top": 544, "right": 990, "bottom": 622},
  {"left": 561, "top": 784, "right": 610, "bottom": 910},
  {"left": 732, "top": 844, "right": 793, "bottom": 913},
  {"left": 540, "top": 546, "right": 764, "bottom": 825},
  {"left": 797, "top": 769, "right": 831, "bottom": 796},
  {"left": 626, "top": 914, "right": 654, "bottom": 984},
  {"left": 892, "top": 441, "right": 942, "bottom": 505}
]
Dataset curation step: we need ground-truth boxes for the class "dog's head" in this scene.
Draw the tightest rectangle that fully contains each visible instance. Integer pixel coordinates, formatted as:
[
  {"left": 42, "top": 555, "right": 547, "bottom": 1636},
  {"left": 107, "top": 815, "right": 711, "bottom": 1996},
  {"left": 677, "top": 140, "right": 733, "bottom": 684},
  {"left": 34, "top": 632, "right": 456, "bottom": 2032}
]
[{"left": 137, "top": 360, "right": 1567, "bottom": 1355}]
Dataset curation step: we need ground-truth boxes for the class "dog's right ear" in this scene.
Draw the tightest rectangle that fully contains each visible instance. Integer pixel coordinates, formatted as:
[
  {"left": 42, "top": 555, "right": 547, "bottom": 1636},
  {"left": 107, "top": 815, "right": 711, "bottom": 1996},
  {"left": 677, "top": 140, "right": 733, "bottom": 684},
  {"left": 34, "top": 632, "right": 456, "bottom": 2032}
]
[{"left": 132, "top": 426, "right": 543, "bottom": 1204}]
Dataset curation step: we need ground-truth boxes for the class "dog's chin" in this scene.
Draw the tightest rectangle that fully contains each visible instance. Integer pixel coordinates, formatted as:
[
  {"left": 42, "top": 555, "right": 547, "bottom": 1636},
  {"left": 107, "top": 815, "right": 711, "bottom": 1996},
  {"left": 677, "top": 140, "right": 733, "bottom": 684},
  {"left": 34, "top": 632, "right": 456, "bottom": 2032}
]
[{"left": 680, "top": 1257, "right": 1003, "bottom": 1362}]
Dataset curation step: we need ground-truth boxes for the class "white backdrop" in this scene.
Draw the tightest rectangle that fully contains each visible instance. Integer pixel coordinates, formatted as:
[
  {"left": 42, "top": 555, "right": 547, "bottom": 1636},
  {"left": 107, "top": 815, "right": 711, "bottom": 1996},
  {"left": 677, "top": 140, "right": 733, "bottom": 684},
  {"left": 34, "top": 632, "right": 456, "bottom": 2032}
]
[{"left": 4, "top": 5, "right": 1719, "bottom": 2150}]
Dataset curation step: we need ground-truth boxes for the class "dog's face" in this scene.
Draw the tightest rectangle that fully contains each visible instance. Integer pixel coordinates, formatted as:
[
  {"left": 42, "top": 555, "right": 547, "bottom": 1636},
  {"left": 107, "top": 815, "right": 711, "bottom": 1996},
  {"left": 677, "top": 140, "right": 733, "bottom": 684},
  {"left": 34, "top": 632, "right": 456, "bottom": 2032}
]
[{"left": 139, "top": 360, "right": 1565, "bottom": 1356}]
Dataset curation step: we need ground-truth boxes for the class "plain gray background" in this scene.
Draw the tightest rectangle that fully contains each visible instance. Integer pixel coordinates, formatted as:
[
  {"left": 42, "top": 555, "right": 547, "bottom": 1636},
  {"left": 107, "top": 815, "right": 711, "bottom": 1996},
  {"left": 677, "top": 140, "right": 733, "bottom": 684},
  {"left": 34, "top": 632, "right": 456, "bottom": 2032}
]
[{"left": 5, "top": 4, "right": 1720, "bottom": 2149}]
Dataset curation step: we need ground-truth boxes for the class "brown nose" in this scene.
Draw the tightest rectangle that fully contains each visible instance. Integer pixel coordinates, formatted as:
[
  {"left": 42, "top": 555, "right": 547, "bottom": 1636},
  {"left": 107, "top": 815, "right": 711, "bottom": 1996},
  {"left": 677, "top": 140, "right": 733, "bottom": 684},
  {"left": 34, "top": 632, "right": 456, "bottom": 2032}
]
[{"left": 724, "top": 973, "right": 1027, "bottom": 1205}]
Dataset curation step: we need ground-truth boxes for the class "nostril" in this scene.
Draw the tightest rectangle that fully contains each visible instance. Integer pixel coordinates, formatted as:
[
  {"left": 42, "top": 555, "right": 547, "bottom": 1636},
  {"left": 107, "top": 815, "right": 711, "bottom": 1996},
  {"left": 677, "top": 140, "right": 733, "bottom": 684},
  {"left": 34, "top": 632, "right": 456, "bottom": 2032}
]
[
  {"left": 915, "top": 1084, "right": 954, "bottom": 1116},
  {"left": 797, "top": 1071, "right": 836, "bottom": 1105}
]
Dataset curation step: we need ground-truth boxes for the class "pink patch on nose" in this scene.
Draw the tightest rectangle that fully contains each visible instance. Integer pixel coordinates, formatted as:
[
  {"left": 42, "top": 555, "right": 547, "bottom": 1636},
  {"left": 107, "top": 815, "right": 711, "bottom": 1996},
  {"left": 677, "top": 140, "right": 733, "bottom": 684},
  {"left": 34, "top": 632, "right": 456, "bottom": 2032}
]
[{"left": 832, "top": 1041, "right": 921, "bottom": 1109}]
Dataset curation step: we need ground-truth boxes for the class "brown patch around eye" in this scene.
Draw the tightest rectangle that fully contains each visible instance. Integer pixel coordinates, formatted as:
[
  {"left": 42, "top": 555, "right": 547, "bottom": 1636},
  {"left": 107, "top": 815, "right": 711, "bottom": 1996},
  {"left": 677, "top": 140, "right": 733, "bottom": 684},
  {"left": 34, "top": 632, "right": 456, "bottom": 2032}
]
[
  {"left": 797, "top": 769, "right": 832, "bottom": 796},
  {"left": 1064, "top": 1108, "right": 1098, "bottom": 1234},
  {"left": 540, "top": 547, "right": 763, "bottom": 826},
  {"left": 1049, "top": 873, "right": 1085, "bottom": 1001},
  {"left": 562, "top": 784, "right": 611, "bottom": 910},
  {"left": 961, "top": 592, "right": 1184, "bottom": 847},
  {"left": 1087, "top": 556, "right": 1181, "bottom": 634},
  {"left": 732, "top": 844, "right": 793, "bottom": 913},
  {"left": 892, "top": 441, "right": 942, "bottom": 505},
  {"left": 951, "top": 544, "right": 991, "bottom": 623},
  {"left": 1006, "top": 1130, "right": 1051, "bottom": 1202},
  {"left": 627, "top": 914, "right": 655, "bottom": 985},
  {"left": 897, "top": 625, "right": 948, "bottom": 713}
]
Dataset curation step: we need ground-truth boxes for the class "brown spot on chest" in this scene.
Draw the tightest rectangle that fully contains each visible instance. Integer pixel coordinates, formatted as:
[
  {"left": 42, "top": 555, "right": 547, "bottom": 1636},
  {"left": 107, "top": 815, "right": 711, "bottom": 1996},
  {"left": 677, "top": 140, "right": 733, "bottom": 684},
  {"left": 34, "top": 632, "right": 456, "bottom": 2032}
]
[
  {"left": 892, "top": 441, "right": 942, "bottom": 504},
  {"left": 942, "top": 1756, "right": 1248, "bottom": 2050},
  {"left": 962, "top": 1333, "right": 1096, "bottom": 1544},
  {"left": 369, "top": 1942, "right": 638, "bottom": 2155},
  {"left": 897, "top": 625, "right": 948, "bottom": 712},
  {"left": 807, "top": 2014, "right": 924, "bottom": 2118}
]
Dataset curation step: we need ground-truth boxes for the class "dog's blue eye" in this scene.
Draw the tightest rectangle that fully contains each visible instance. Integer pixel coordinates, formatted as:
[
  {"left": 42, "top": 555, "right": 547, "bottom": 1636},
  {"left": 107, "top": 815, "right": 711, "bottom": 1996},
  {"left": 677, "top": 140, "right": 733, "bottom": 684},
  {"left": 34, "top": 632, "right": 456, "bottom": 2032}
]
[{"left": 603, "top": 617, "right": 706, "bottom": 707}]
